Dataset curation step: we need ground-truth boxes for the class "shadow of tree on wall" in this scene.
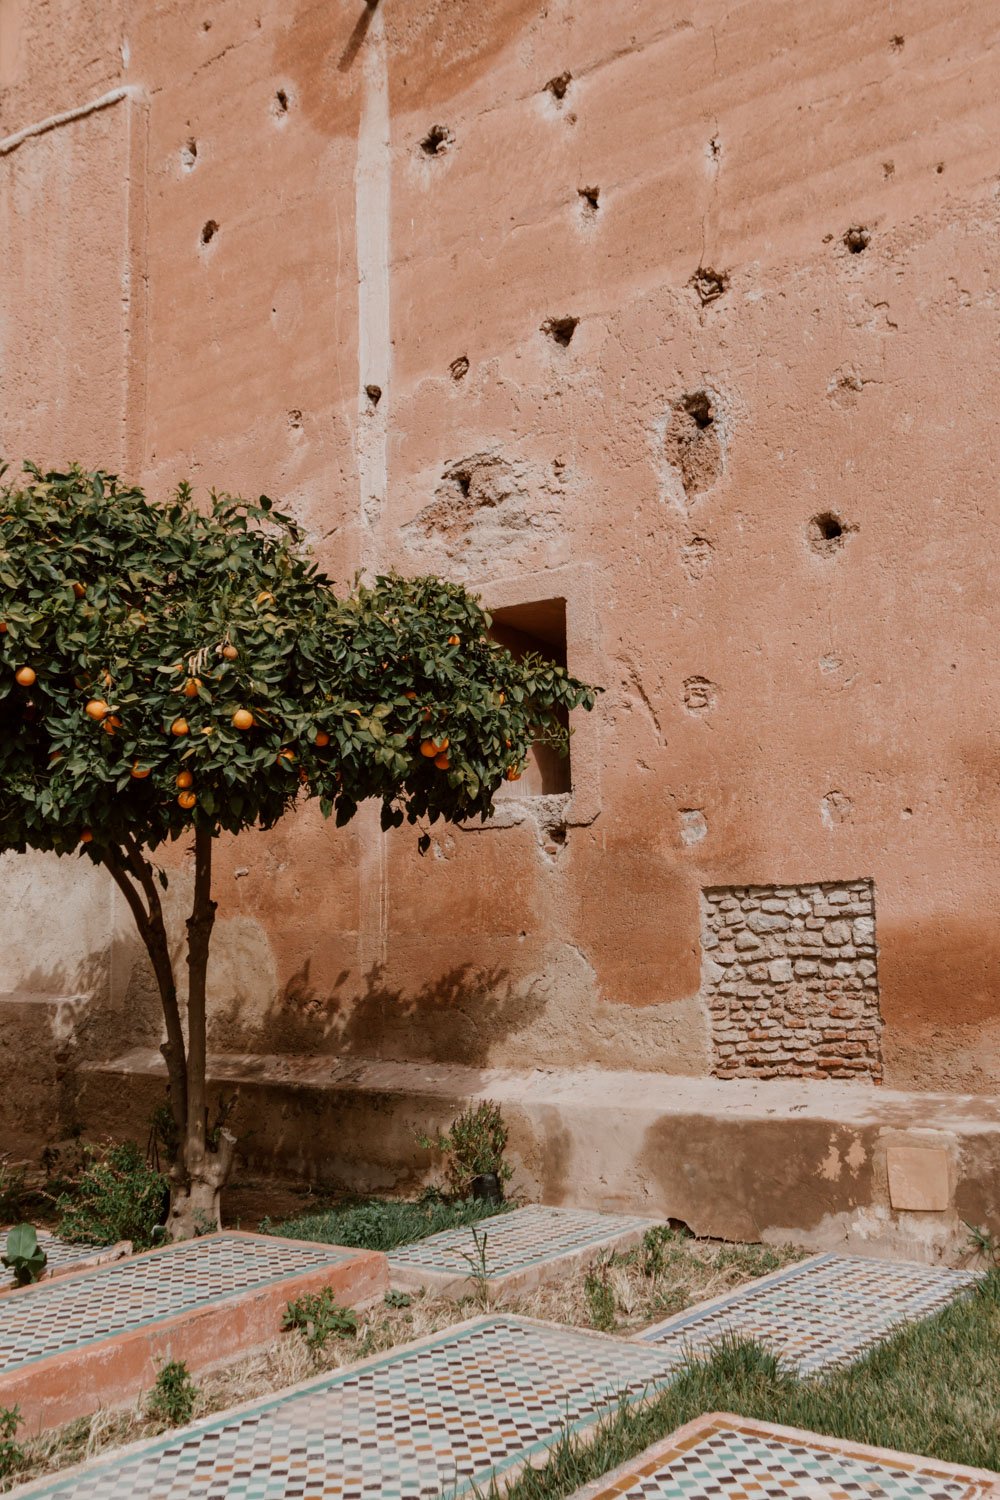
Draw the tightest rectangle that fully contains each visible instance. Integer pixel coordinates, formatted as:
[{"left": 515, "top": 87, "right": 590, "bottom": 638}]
[{"left": 210, "top": 958, "right": 544, "bottom": 1071}]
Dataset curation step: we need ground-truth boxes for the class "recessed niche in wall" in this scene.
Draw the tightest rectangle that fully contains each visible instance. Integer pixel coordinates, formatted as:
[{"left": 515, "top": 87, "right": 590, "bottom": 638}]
[{"left": 488, "top": 597, "right": 571, "bottom": 796}]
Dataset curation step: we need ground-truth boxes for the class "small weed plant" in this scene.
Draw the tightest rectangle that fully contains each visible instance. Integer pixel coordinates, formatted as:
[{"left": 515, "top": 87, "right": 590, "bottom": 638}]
[
  {"left": 583, "top": 1258, "right": 617, "bottom": 1332},
  {"left": 384, "top": 1289, "right": 412, "bottom": 1309},
  {"left": 461, "top": 1225, "right": 493, "bottom": 1308},
  {"left": 146, "top": 1360, "right": 198, "bottom": 1427},
  {"left": 0, "top": 1407, "right": 25, "bottom": 1482},
  {"left": 56, "top": 1141, "right": 167, "bottom": 1250},
  {"left": 283, "top": 1287, "right": 358, "bottom": 1352},
  {"left": 965, "top": 1221, "right": 999, "bottom": 1267},
  {"left": 2, "top": 1224, "right": 47, "bottom": 1287},
  {"left": 419, "top": 1100, "right": 514, "bottom": 1200}
]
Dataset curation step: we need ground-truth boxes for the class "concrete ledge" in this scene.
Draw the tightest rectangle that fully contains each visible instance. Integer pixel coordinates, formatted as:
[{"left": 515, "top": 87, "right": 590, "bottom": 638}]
[
  {"left": 2, "top": 1231, "right": 388, "bottom": 1434},
  {"left": 78, "top": 1051, "right": 1000, "bottom": 1264}
]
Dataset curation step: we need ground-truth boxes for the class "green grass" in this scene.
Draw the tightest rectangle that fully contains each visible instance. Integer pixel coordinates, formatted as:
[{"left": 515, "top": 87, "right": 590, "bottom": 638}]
[
  {"left": 261, "top": 1194, "right": 511, "bottom": 1253},
  {"left": 479, "top": 1272, "right": 1000, "bottom": 1498}
]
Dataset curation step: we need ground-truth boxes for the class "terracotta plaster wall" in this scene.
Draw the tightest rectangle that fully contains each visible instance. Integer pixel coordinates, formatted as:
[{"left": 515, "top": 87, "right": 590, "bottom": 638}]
[{"left": 2, "top": 1, "right": 1000, "bottom": 1094}]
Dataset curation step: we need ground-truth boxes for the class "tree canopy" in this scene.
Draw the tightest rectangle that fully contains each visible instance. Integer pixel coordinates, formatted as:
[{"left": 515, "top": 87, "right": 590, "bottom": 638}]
[{"left": 0, "top": 464, "right": 597, "bottom": 858}]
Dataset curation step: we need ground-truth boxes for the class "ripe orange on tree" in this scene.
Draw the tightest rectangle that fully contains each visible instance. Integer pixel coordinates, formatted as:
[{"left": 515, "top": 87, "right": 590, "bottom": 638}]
[
  {"left": 177, "top": 790, "right": 197, "bottom": 810},
  {"left": 314, "top": 729, "right": 330, "bottom": 746},
  {"left": 221, "top": 644, "right": 238, "bottom": 660},
  {"left": 14, "top": 666, "right": 35, "bottom": 686},
  {"left": 232, "top": 708, "right": 254, "bottom": 730},
  {"left": 130, "top": 762, "right": 151, "bottom": 779},
  {"left": 176, "top": 770, "right": 194, "bottom": 789},
  {"left": 85, "top": 698, "right": 110, "bottom": 721},
  {"left": 170, "top": 717, "right": 190, "bottom": 737},
  {"left": 183, "top": 677, "right": 202, "bottom": 698}
]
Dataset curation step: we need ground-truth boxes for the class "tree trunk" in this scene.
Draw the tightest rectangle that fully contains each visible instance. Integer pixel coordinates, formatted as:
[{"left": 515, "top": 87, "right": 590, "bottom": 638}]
[
  {"left": 105, "top": 825, "right": 239, "bottom": 1242},
  {"left": 169, "top": 823, "right": 224, "bottom": 1241}
]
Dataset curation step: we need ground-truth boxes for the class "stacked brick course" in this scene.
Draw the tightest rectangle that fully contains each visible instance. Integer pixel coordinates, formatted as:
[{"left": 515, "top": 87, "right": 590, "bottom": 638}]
[{"left": 702, "top": 880, "right": 882, "bottom": 1081}]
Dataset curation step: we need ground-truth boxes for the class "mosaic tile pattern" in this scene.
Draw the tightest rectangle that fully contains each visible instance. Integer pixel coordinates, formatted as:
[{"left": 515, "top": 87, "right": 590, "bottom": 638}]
[
  {"left": 574, "top": 1418, "right": 990, "bottom": 1500},
  {"left": 638, "top": 1253, "right": 981, "bottom": 1374},
  {"left": 388, "top": 1204, "right": 655, "bottom": 1281},
  {"left": 1, "top": 1233, "right": 351, "bottom": 1374},
  {"left": 32, "top": 1229, "right": 115, "bottom": 1273},
  {"left": 21, "top": 1315, "right": 683, "bottom": 1499}
]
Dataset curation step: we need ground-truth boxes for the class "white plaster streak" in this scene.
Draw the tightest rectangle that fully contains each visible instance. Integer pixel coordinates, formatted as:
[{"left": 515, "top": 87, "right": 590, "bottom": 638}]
[
  {"left": 354, "top": 5, "right": 390, "bottom": 579},
  {"left": 0, "top": 86, "right": 135, "bottom": 157},
  {"left": 354, "top": 7, "right": 391, "bottom": 971}
]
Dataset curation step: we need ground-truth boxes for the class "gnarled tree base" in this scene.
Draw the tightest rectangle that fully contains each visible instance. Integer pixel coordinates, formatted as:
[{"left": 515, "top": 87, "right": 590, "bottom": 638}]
[{"left": 166, "top": 1129, "right": 236, "bottom": 1241}]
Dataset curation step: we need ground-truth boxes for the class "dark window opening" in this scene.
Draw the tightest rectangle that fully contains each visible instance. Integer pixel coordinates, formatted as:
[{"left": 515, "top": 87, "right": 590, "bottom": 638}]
[{"left": 488, "top": 598, "right": 571, "bottom": 796}]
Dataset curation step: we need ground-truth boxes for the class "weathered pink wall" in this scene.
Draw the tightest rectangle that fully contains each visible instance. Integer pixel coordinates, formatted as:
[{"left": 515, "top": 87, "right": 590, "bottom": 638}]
[{"left": 3, "top": 0, "right": 1000, "bottom": 1094}]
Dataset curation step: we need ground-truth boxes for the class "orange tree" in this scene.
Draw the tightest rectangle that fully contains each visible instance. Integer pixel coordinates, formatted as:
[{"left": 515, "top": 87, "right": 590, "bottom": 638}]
[{"left": 0, "top": 465, "right": 597, "bottom": 1238}]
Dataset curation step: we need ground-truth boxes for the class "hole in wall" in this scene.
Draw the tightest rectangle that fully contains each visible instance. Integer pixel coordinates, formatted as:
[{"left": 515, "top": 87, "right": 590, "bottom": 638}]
[
  {"left": 455, "top": 471, "right": 471, "bottom": 498},
  {"left": 691, "top": 266, "right": 728, "bottom": 305},
  {"left": 180, "top": 138, "right": 198, "bottom": 171},
  {"left": 709, "top": 135, "right": 721, "bottom": 160},
  {"left": 200, "top": 219, "right": 219, "bottom": 246},
  {"left": 577, "top": 186, "right": 599, "bottom": 216},
  {"left": 449, "top": 355, "right": 469, "bottom": 381},
  {"left": 889, "top": 33, "right": 905, "bottom": 50},
  {"left": 882, "top": 161, "right": 895, "bottom": 178},
  {"left": 488, "top": 599, "right": 572, "bottom": 796},
  {"left": 682, "top": 676, "right": 718, "bottom": 716},
  {"left": 808, "top": 512, "right": 852, "bottom": 555},
  {"left": 365, "top": 384, "right": 382, "bottom": 407},
  {"left": 419, "top": 124, "right": 453, "bottom": 157},
  {"left": 935, "top": 161, "right": 944, "bottom": 174},
  {"left": 545, "top": 71, "right": 572, "bottom": 102},
  {"left": 273, "top": 88, "right": 289, "bottom": 115},
  {"left": 843, "top": 224, "right": 871, "bottom": 253},
  {"left": 287, "top": 409, "right": 303, "bottom": 430},
  {"left": 541, "top": 315, "right": 579, "bottom": 347},
  {"left": 664, "top": 390, "right": 722, "bottom": 499}
]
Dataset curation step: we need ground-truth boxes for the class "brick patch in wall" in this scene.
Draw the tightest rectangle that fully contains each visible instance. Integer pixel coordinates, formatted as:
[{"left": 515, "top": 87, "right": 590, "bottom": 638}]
[{"left": 702, "top": 880, "right": 882, "bottom": 1082}]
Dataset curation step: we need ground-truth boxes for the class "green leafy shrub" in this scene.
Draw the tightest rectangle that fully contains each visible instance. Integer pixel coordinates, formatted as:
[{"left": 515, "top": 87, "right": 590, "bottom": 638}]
[
  {"left": 1, "top": 1223, "right": 47, "bottom": 1287},
  {"left": 55, "top": 1140, "right": 167, "bottom": 1249},
  {"left": 263, "top": 1192, "right": 507, "bottom": 1253},
  {"left": 0, "top": 1157, "right": 28, "bottom": 1222},
  {"left": 419, "top": 1100, "right": 514, "bottom": 1200},
  {"left": 0, "top": 1407, "right": 25, "bottom": 1481},
  {"left": 384, "top": 1289, "right": 412, "bottom": 1309},
  {"left": 282, "top": 1287, "right": 358, "bottom": 1352},
  {"left": 146, "top": 1360, "right": 198, "bottom": 1427}
]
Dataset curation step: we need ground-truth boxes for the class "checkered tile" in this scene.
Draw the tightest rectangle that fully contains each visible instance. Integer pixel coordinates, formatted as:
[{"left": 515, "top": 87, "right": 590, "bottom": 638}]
[
  {"left": 1, "top": 1233, "right": 351, "bottom": 1374},
  {"left": 3, "top": 1229, "right": 110, "bottom": 1276},
  {"left": 388, "top": 1204, "right": 654, "bottom": 1281},
  {"left": 638, "top": 1253, "right": 981, "bottom": 1374},
  {"left": 577, "top": 1420, "right": 984, "bottom": 1499},
  {"left": 21, "top": 1316, "right": 683, "bottom": 1498}
]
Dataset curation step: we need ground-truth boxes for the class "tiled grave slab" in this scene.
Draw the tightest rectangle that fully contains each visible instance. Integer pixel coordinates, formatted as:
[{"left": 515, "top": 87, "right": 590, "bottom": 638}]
[
  {"left": 636, "top": 1252, "right": 981, "bottom": 1374},
  {"left": 2, "top": 1230, "right": 388, "bottom": 1433},
  {"left": 566, "top": 1413, "right": 1000, "bottom": 1499},
  {"left": 15, "top": 1314, "right": 685, "bottom": 1499},
  {"left": 1, "top": 1228, "right": 131, "bottom": 1286},
  {"left": 388, "top": 1204, "right": 658, "bottom": 1296}
]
